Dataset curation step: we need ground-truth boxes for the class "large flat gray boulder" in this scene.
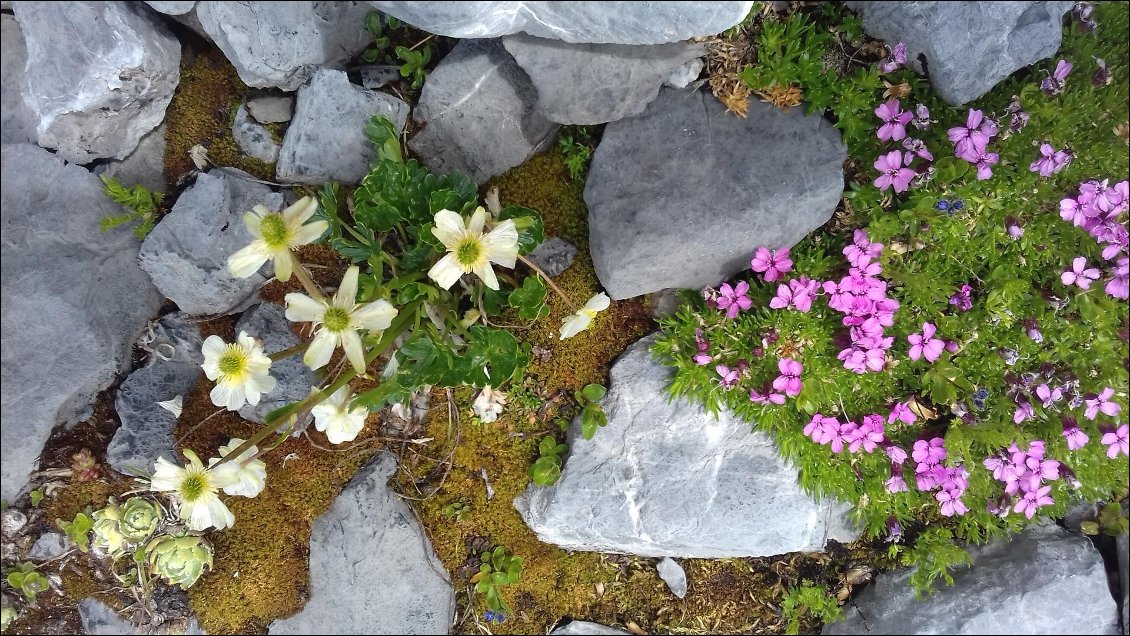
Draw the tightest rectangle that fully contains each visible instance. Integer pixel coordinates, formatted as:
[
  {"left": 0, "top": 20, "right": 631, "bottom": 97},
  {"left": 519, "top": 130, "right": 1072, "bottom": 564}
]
[
  {"left": 410, "top": 39, "right": 557, "bottom": 185},
  {"left": 139, "top": 171, "right": 283, "bottom": 316},
  {"left": 585, "top": 88, "right": 845, "bottom": 299},
  {"left": 13, "top": 1, "right": 180, "bottom": 163},
  {"left": 846, "top": 1, "right": 1074, "bottom": 105},
  {"left": 825, "top": 523, "right": 1120, "bottom": 635},
  {"left": 369, "top": 1, "right": 754, "bottom": 45},
  {"left": 0, "top": 144, "right": 161, "bottom": 501},
  {"left": 515, "top": 335, "right": 857, "bottom": 558},
  {"left": 1, "top": 15, "right": 35, "bottom": 144},
  {"left": 196, "top": 1, "right": 372, "bottom": 91},
  {"left": 269, "top": 452, "right": 455, "bottom": 635},
  {"left": 276, "top": 69, "right": 409, "bottom": 184},
  {"left": 502, "top": 34, "right": 705, "bottom": 125}
]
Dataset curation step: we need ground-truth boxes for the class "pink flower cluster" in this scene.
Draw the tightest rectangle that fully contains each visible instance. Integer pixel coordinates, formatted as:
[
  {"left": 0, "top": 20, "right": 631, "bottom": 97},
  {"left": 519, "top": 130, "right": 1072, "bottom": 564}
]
[
  {"left": 1059, "top": 178, "right": 1129, "bottom": 299},
  {"left": 873, "top": 99, "right": 934, "bottom": 193},
  {"left": 824, "top": 232, "right": 900, "bottom": 373},
  {"left": 983, "top": 441, "right": 1059, "bottom": 519},
  {"left": 911, "top": 437, "right": 969, "bottom": 517},
  {"left": 770, "top": 277, "right": 819, "bottom": 312},
  {"left": 948, "top": 109, "right": 999, "bottom": 180},
  {"left": 804, "top": 412, "right": 886, "bottom": 454}
]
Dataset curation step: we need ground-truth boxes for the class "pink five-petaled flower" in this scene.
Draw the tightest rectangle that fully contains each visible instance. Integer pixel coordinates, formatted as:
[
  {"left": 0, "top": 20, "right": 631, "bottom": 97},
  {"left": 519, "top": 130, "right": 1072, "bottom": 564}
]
[
  {"left": 879, "top": 42, "right": 907, "bottom": 73},
  {"left": 715, "top": 364, "right": 740, "bottom": 390},
  {"left": 948, "top": 109, "right": 997, "bottom": 159},
  {"left": 1013, "top": 400, "right": 1035, "bottom": 424},
  {"left": 849, "top": 415, "right": 886, "bottom": 453},
  {"left": 804, "top": 414, "right": 840, "bottom": 446},
  {"left": 886, "top": 444, "right": 908, "bottom": 465},
  {"left": 1013, "top": 486, "right": 1053, "bottom": 519},
  {"left": 912, "top": 437, "right": 946, "bottom": 465},
  {"left": 970, "top": 148, "right": 1000, "bottom": 180},
  {"left": 949, "top": 284, "right": 973, "bottom": 311},
  {"left": 885, "top": 469, "right": 908, "bottom": 493},
  {"left": 1061, "top": 256, "right": 1101, "bottom": 289},
  {"left": 888, "top": 401, "right": 917, "bottom": 425},
  {"left": 1100, "top": 424, "right": 1129, "bottom": 458},
  {"left": 875, "top": 98, "right": 913, "bottom": 142},
  {"left": 1107, "top": 257, "right": 1129, "bottom": 299},
  {"left": 873, "top": 150, "right": 915, "bottom": 193},
  {"left": 1062, "top": 417, "right": 1089, "bottom": 451},
  {"left": 831, "top": 421, "right": 857, "bottom": 453},
  {"left": 1030, "top": 143, "right": 1068, "bottom": 177},
  {"left": 1084, "top": 387, "right": 1121, "bottom": 420},
  {"left": 1040, "top": 59, "right": 1072, "bottom": 96},
  {"left": 772, "top": 358, "right": 803, "bottom": 397},
  {"left": 908, "top": 322, "right": 945, "bottom": 362},
  {"left": 1035, "top": 383, "right": 1063, "bottom": 408},
  {"left": 843, "top": 229, "right": 883, "bottom": 268},
  {"left": 750, "top": 247, "right": 792, "bottom": 282},
  {"left": 936, "top": 489, "right": 968, "bottom": 517},
  {"left": 716, "top": 281, "right": 752, "bottom": 319},
  {"left": 769, "top": 277, "right": 819, "bottom": 312},
  {"left": 838, "top": 346, "right": 886, "bottom": 374},
  {"left": 749, "top": 386, "right": 786, "bottom": 405}
]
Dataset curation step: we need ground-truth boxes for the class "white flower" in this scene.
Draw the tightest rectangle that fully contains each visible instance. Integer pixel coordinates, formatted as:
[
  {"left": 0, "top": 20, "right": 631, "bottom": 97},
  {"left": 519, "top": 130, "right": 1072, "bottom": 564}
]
[
  {"left": 560, "top": 292, "right": 611, "bottom": 340},
  {"left": 201, "top": 332, "right": 277, "bottom": 411},
  {"left": 227, "top": 196, "right": 327, "bottom": 282},
  {"left": 208, "top": 438, "right": 267, "bottom": 498},
  {"left": 427, "top": 207, "right": 519, "bottom": 291},
  {"left": 150, "top": 450, "right": 238, "bottom": 531},
  {"left": 284, "top": 266, "right": 398, "bottom": 374},
  {"left": 310, "top": 386, "right": 368, "bottom": 444},
  {"left": 472, "top": 386, "right": 507, "bottom": 423}
]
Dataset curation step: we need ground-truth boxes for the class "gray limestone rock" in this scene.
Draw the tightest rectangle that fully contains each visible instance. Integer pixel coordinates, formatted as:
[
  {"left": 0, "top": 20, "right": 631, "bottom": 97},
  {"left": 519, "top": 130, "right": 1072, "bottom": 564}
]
[
  {"left": 78, "top": 598, "right": 133, "bottom": 635},
  {"left": 665, "top": 57, "right": 705, "bottom": 89},
  {"left": 368, "top": 1, "right": 754, "bottom": 45},
  {"left": 144, "top": 1, "right": 195, "bottom": 14},
  {"left": 107, "top": 312, "right": 203, "bottom": 475},
  {"left": 585, "top": 88, "right": 845, "bottom": 299},
  {"left": 268, "top": 452, "right": 455, "bottom": 635},
  {"left": 196, "top": 1, "right": 372, "bottom": 91},
  {"left": 1, "top": 143, "right": 161, "bottom": 502},
  {"left": 515, "top": 335, "right": 857, "bottom": 558},
  {"left": 13, "top": 1, "right": 180, "bottom": 163},
  {"left": 93, "top": 123, "right": 168, "bottom": 194},
  {"left": 503, "top": 34, "right": 705, "bottom": 125},
  {"left": 1119, "top": 525, "right": 1129, "bottom": 635},
  {"left": 276, "top": 69, "right": 409, "bottom": 185},
  {"left": 139, "top": 170, "right": 283, "bottom": 316},
  {"left": 233, "top": 104, "right": 280, "bottom": 164},
  {"left": 657, "top": 557, "right": 688, "bottom": 598},
  {"left": 28, "top": 533, "right": 69, "bottom": 561},
  {"left": 236, "top": 303, "right": 318, "bottom": 425},
  {"left": 1, "top": 15, "right": 34, "bottom": 144},
  {"left": 410, "top": 39, "right": 557, "bottom": 185},
  {"left": 528, "top": 237, "right": 578, "bottom": 278},
  {"left": 825, "top": 523, "right": 1120, "bottom": 635},
  {"left": 846, "top": 1, "right": 1074, "bottom": 105},
  {"left": 360, "top": 64, "right": 402, "bottom": 90},
  {"left": 551, "top": 621, "right": 630, "bottom": 635},
  {"left": 246, "top": 95, "right": 294, "bottom": 124}
]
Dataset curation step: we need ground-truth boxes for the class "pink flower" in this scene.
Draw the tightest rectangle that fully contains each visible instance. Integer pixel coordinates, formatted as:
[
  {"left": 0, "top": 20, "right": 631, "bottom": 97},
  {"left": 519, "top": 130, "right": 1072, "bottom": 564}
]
[
  {"left": 873, "top": 150, "right": 915, "bottom": 193},
  {"left": 885, "top": 444, "right": 908, "bottom": 465},
  {"left": 902, "top": 137, "right": 933, "bottom": 164},
  {"left": 843, "top": 229, "right": 883, "bottom": 268},
  {"left": 1100, "top": 424, "right": 1129, "bottom": 458},
  {"left": 888, "top": 401, "right": 917, "bottom": 425},
  {"left": 875, "top": 98, "right": 913, "bottom": 142},
  {"left": 1035, "top": 384, "right": 1063, "bottom": 408},
  {"left": 769, "top": 277, "right": 819, "bottom": 312},
  {"left": 1106, "top": 257, "right": 1129, "bottom": 299},
  {"left": 1013, "top": 486, "right": 1053, "bottom": 519},
  {"left": 849, "top": 415, "right": 885, "bottom": 453},
  {"left": 1062, "top": 418, "right": 1089, "bottom": 450},
  {"left": 750, "top": 247, "right": 793, "bottom": 282},
  {"left": 885, "top": 470, "right": 909, "bottom": 493},
  {"left": 878, "top": 42, "right": 907, "bottom": 73},
  {"left": 692, "top": 329, "right": 712, "bottom": 366},
  {"left": 971, "top": 149, "right": 1000, "bottom": 180},
  {"left": 716, "top": 281, "right": 753, "bottom": 319},
  {"left": 1029, "top": 143, "right": 1064, "bottom": 177},
  {"left": 772, "top": 358, "right": 803, "bottom": 397},
  {"left": 804, "top": 414, "right": 840, "bottom": 446},
  {"left": 1013, "top": 401, "right": 1035, "bottom": 424},
  {"left": 831, "top": 421, "right": 857, "bottom": 453},
  {"left": 838, "top": 346, "right": 886, "bottom": 374},
  {"left": 1061, "top": 256, "right": 1100, "bottom": 289},
  {"left": 715, "top": 364, "right": 740, "bottom": 390},
  {"left": 1084, "top": 387, "right": 1121, "bottom": 420},
  {"left": 948, "top": 284, "right": 973, "bottom": 311},
  {"left": 936, "top": 488, "right": 968, "bottom": 517},
  {"left": 1040, "top": 59, "right": 1072, "bottom": 96},
  {"left": 908, "top": 322, "right": 944, "bottom": 362},
  {"left": 912, "top": 437, "right": 946, "bottom": 465},
  {"left": 749, "top": 387, "right": 786, "bottom": 405},
  {"left": 948, "top": 109, "right": 997, "bottom": 159}
]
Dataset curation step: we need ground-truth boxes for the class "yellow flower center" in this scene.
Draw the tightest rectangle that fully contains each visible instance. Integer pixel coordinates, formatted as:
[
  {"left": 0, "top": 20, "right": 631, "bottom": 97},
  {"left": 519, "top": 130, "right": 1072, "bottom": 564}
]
[
  {"left": 322, "top": 307, "right": 351, "bottom": 333},
  {"left": 455, "top": 237, "right": 483, "bottom": 268},
  {"left": 259, "top": 213, "right": 290, "bottom": 250},
  {"left": 180, "top": 472, "right": 208, "bottom": 502},
  {"left": 218, "top": 345, "right": 249, "bottom": 380}
]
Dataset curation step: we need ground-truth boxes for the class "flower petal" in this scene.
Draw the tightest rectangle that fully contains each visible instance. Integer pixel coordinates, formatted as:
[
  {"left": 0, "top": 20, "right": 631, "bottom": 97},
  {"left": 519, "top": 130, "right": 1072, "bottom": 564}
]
[
  {"left": 428, "top": 253, "right": 465, "bottom": 290},
  {"left": 150, "top": 457, "right": 185, "bottom": 492},
  {"left": 584, "top": 292, "right": 611, "bottom": 312},
  {"left": 351, "top": 299, "right": 397, "bottom": 332},
  {"left": 483, "top": 219, "right": 519, "bottom": 268},
  {"left": 243, "top": 210, "right": 263, "bottom": 238},
  {"left": 304, "top": 329, "right": 337, "bottom": 370},
  {"left": 334, "top": 266, "right": 360, "bottom": 309},
  {"left": 291, "top": 219, "right": 328, "bottom": 246},
  {"left": 228, "top": 243, "right": 270, "bottom": 279},
  {"left": 340, "top": 329, "right": 366, "bottom": 374},
  {"left": 282, "top": 196, "right": 318, "bottom": 227},
  {"left": 468, "top": 206, "right": 488, "bottom": 236},
  {"left": 432, "top": 209, "right": 466, "bottom": 249},
  {"left": 285, "top": 293, "right": 326, "bottom": 323},
  {"left": 473, "top": 261, "right": 499, "bottom": 291},
  {"left": 560, "top": 313, "right": 591, "bottom": 339}
]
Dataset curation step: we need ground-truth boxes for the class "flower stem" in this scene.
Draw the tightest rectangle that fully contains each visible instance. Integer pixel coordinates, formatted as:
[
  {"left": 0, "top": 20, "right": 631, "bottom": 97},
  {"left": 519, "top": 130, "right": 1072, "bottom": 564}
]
[
  {"left": 292, "top": 259, "right": 325, "bottom": 303},
  {"left": 517, "top": 254, "right": 580, "bottom": 311},
  {"left": 268, "top": 341, "right": 309, "bottom": 362}
]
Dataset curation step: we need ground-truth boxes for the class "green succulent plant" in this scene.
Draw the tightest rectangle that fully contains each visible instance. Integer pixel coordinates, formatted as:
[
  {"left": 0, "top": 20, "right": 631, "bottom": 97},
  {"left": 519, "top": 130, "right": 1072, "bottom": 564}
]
[
  {"left": 55, "top": 511, "right": 93, "bottom": 553},
  {"left": 6, "top": 564, "right": 49, "bottom": 604},
  {"left": 529, "top": 435, "right": 568, "bottom": 486},
  {"left": 470, "top": 546, "right": 523, "bottom": 616},
  {"left": 119, "top": 497, "right": 162, "bottom": 543},
  {"left": 145, "top": 535, "right": 213, "bottom": 589},
  {"left": 575, "top": 383, "right": 608, "bottom": 440},
  {"left": 91, "top": 502, "right": 127, "bottom": 557}
]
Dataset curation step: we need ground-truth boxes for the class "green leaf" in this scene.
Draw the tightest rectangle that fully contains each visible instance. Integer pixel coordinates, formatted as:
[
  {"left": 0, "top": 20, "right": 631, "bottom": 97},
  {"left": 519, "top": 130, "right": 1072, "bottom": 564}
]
[
  {"left": 29, "top": 490, "right": 43, "bottom": 507},
  {"left": 497, "top": 206, "right": 545, "bottom": 254},
  {"left": 508, "top": 276, "right": 550, "bottom": 320},
  {"left": 354, "top": 380, "right": 413, "bottom": 411},
  {"left": 364, "top": 115, "right": 403, "bottom": 165},
  {"left": 580, "top": 403, "right": 607, "bottom": 440},
  {"left": 580, "top": 384, "right": 606, "bottom": 403},
  {"left": 530, "top": 456, "right": 562, "bottom": 486}
]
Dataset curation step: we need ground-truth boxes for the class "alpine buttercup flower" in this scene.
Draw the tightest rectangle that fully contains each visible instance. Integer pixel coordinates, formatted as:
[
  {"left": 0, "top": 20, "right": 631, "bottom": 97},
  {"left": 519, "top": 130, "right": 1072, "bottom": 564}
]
[
  {"left": 201, "top": 332, "right": 277, "bottom": 411},
  {"left": 209, "top": 439, "right": 267, "bottom": 498},
  {"left": 227, "top": 197, "right": 327, "bottom": 282},
  {"left": 150, "top": 450, "right": 238, "bottom": 532},
  {"left": 428, "top": 207, "right": 518, "bottom": 291},
  {"left": 285, "top": 265, "right": 398, "bottom": 373},
  {"left": 560, "top": 292, "right": 610, "bottom": 339},
  {"left": 311, "top": 386, "right": 368, "bottom": 445}
]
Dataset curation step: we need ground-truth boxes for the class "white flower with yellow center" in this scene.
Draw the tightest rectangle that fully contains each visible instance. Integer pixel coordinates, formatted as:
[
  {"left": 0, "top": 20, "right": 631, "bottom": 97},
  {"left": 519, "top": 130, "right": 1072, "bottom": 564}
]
[
  {"left": 560, "top": 293, "right": 611, "bottom": 340},
  {"left": 227, "top": 196, "right": 327, "bottom": 282},
  {"left": 150, "top": 450, "right": 238, "bottom": 531},
  {"left": 427, "top": 207, "right": 519, "bottom": 291},
  {"left": 201, "top": 332, "right": 277, "bottom": 411},
  {"left": 208, "top": 438, "right": 267, "bottom": 498},
  {"left": 310, "top": 386, "right": 368, "bottom": 444},
  {"left": 285, "top": 265, "right": 398, "bottom": 374}
]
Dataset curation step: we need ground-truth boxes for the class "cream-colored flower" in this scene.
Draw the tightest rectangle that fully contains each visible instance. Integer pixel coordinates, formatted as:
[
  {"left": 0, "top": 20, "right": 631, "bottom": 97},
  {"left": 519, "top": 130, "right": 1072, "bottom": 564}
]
[
  {"left": 310, "top": 386, "right": 368, "bottom": 444},
  {"left": 427, "top": 207, "right": 519, "bottom": 291},
  {"left": 227, "top": 196, "right": 327, "bottom": 282},
  {"left": 150, "top": 450, "right": 238, "bottom": 531},
  {"left": 201, "top": 332, "right": 276, "bottom": 411},
  {"left": 285, "top": 266, "right": 398, "bottom": 374},
  {"left": 560, "top": 292, "right": 611, "bottom": 340},
  {"left": 472, "top": 386, "right": 507, "bottom": 423},
  {"left": 208, "top": 438, "right": 267, "bottom": 498}
]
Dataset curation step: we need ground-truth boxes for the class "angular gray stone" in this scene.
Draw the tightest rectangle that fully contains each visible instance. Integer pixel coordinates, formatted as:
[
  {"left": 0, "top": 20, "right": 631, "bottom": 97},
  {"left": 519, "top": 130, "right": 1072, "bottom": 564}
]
[
  {"left": 515, "top": 335, "right": 857, "bottom": 558},
  {"left": 268, "top": 452, "right": 455, "bottom": 635},
  {"left": 825, "top": 523, "right": 1120, "bottom": 635},
  {"left": 93, "top": 123, "right": 167, "bottom": 194},
  {"left": 139, "top": 170, "right": 283, "bottom": 316},
  {"left": 276, "top": 69, "right": 409, "bottom": 185},
  {"left": 1, "top": 143, "right": 162, "bottom": 502},
  {"left": 246, "top": 95, "right": 294, "bottom": 124},
  {"left": 144, "top": 1, "right": 195, "bottom": 14},
  {"left": 528, "top": 237, "right": 578, "bottom": 278},
  {"left": 233, "top": 104, "right": 280, "bottom": 164},
  {"left": 846, "top": 1, "right": 1074, "bottom": 105},
  {"left": 13, "top": 1, "right": 180, "bottom": 163},
  {"left": 28, "top": 533, "right": 68, "bottom": 561},
  {"left": 665, "top": 57, "right": 705, "bottom": 89},
  {"left": 360, "top": 64, "right": 402, "bottom": 90},
  {"left": 411, "top": 39, "right": 556, "bottom": 185},
  {"left": 107, "top": 312, "right": 203, "bottom": 475},
  {"left": 551, "top": 621, "right": 630, "bottom": 635},
  {"left": 78, "top": 598, "right": 133, "bottom": 635},
  {"left": 369, "top": 1, "right": 755, "bottom": 45},
  {"left": 196, "top": 1, "right": 372, "bottom": 91},
  {"left": 584, "top": 88, "right": 845, "bottom": 299},
  {"left": 1, "top": 15, "right": 34, "bottom": 145},
  {"left": 503, "top": 34, "right": 705, "bottom": 125},
  {"left": 657, "top": 557, "right": 687, "bottom": 598},
  {"left": 236, "top": 303, "right": 318, "bottom": 425}
]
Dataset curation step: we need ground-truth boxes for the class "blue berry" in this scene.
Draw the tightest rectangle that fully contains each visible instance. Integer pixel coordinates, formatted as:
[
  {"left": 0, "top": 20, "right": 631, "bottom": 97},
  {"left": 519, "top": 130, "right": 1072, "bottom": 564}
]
[
  {"left": 934, "top": 200, "right": 951, "bottom": 211},
  {"left": 951, "top": 199, "right": 965, "bottom": 211},
  {"left": 484, "top": 610, "right": 495, "bottom": 622}
]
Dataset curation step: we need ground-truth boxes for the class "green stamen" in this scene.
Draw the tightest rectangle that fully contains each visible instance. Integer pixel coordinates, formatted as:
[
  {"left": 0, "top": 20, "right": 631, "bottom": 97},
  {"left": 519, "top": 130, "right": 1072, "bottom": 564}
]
[
  {"left": 323, "top": 307, "right": 351, "bottom": 333},
  {"left": 455, "top": 238, "right": 481, "bottom": 266},
  {"left": 218, "top": 352, "right": 245, "bottom": 375},
  {"left": 181, "top": 474, "right": 205, "bottom": 502},
  {"left": 259, "top": 213, "right": 290, "bottom": 249}
]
